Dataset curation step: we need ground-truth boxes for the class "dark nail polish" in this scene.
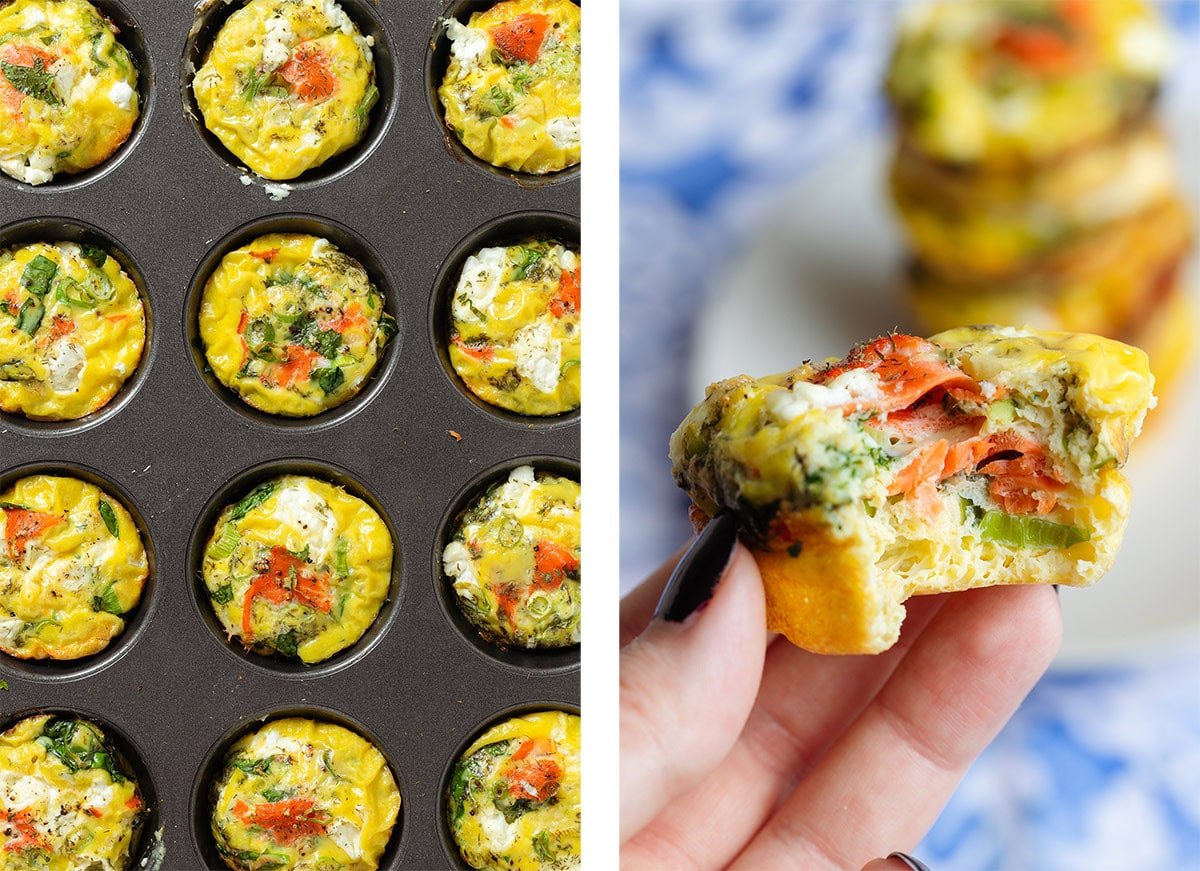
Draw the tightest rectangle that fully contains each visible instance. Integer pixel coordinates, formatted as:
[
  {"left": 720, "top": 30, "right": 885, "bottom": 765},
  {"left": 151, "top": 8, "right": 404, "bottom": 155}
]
[
  {"left": 888, "top": 852, "right": 931, "bottom": 871},
  {"left": 654, "top": 511, "right": 739, "bottom": 622}
]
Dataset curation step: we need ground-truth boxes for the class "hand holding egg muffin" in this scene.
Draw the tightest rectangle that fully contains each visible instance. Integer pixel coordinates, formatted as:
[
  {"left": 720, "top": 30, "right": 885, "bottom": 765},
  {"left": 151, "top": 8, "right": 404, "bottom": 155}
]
[{"left": 0, "top": 0, "right": 139, "bottom": 185}]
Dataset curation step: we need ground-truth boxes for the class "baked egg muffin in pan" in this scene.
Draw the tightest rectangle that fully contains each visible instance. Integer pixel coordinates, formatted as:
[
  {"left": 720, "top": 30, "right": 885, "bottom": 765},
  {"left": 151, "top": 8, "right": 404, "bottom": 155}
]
[
  {"left": 443, "top": 464, "right": 580, "bottom": 652},
  {"left": 0, "top": 0, "right": 140, "bottom": 186},
  {"left": 0, "top": 473, "right": 147, "bottom": 661},
  {"left": 198, "top": 232, "right": 396, "bottom": 419},
  {"left": 438, "top": 0, "right": 580, "bottom": 176},
  {"left": 191, "top": 0, "right": 378, "bottom": 182},
  {"left": 889, "top": 123, "right": 1181, "bottom": 280},
  {"left": 0, "top": 240, "right": 146, "bottom": 422},
  {"left": 448, "top": 238, "right": 580, "bottom": 417},
  {"left": 886, "top": 0, "right": 1170, "bottom": 170},
  {"left": 906, "top": 195, "right": 1193, "bottom": 338},
  {"left": 0, "top": 713, "right": 147, "bottom": 868},
  {"left": 445, "top": 709, "right": 580, "bottom": 871},
  {"left": 209, "top": 717, "right": 400, "bottom": 871},
  {"left": 200, "top": 473, "right": 392, "bottom": 666}
]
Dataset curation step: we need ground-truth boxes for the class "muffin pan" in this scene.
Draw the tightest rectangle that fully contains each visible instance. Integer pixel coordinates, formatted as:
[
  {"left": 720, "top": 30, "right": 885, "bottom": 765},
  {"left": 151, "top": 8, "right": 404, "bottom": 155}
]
[{"left": 0, "top": 1, "right": 579, "bottom": 868}]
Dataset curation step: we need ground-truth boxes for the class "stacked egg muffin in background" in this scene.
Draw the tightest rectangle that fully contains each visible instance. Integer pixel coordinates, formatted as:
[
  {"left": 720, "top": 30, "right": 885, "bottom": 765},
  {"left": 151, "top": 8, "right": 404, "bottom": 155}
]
[{"left": 886, "top": 0, "right": 1195, "bottom": 404}]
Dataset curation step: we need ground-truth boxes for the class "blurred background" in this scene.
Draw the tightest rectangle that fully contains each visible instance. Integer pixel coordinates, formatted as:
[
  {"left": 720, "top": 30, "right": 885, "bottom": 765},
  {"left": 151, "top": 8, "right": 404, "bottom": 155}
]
[{"left": 620, "top": 0, "right": 1200, "bottom": 867}]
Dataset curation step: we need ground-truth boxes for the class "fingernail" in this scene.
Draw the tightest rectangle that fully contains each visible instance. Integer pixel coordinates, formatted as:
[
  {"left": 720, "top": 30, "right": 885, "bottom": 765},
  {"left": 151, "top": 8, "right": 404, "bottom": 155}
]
[
  {"left": 654, "top": 511, "right": 739, "bottom": 622},
  {"left": 888, "top": 852, "right": 931, "bottom": 871}
]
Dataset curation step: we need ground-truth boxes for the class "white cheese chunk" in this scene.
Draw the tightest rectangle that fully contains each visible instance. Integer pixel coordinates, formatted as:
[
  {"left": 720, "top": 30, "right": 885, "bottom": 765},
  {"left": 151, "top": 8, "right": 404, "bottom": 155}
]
[
  {"left": 445, "top": 18, "right": 488, "bottom": 72},
  {"left": 452, "top": 247, "right": 507, "bottom": 322},
  {"left": 546, "top": 116, "right": 580, "bottom": 149},
  {"left": 478, "top": 804, "right": 517, "bottom": 852},
  {"left": 107, "top": 80, "right": 134, "bottom": 109},
  {"left": 327, "top": 820, "right": 363, "bottom": 859},
  {"left": 273, "top": 483, "right": 337, "bottom": 563},
  {"left": 765, "top": 369, "right": 882, "bottom": 422},
  {"left": 47, "top": 341, "right": 86, "bottom": 394},
  {"left": 261, "top": 14, "right": 295, "bottom": 71},
  {"left": 512, "top": 321, "right": 562, "bottom": 394}
]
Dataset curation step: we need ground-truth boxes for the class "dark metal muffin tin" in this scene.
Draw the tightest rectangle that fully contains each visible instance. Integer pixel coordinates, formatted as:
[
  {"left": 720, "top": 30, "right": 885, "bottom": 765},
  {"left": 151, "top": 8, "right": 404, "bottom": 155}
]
[{"left": 0, "top": 1, "right": 579, "bottom": 868}]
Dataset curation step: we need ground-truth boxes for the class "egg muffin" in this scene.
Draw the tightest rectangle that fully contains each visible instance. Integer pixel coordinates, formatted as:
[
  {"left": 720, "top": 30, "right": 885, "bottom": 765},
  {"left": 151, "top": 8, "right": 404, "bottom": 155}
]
[
  {"left": 0, "top": 475, "right": 148, "bottom": 661},
  {"left": 670, "top": 327, "right": 1154, "bottom": 654},
  {"left": 439, "top": 0, "right": 581, "bottom": 174},
  {"left": 199, "top": 233, "right": 396, "bottom": 418},
  {"left": 889, "top": 123, "right": 1180, "bottom": 280},
  {"left": 0, "top": 714, "right": 146, "bottom": 869},
  {"left": 449, "top": 240, "right": 580, "bottom": 416},
  {"left": 0, "top": 241, "right": 146, "bottom": 421},
  {"left": 443, "top": 466, "right": 580, "bottom": 650},
  {"left": 201, "top": 474, "right": 392, "bottom": 664},
  {"left": 0, "top": 0, "right": 139, "bottom": 185},
  {"left": 211, "top": 718, "right": 399, "bottom": 871},
  {"left": 906, "top": 195, "right": 1192, "bottom": 337},
  {"left": 448, "top": 710, "right": 580, "bottom": 871},
  {"left": 193, "top": 0, "right": 378, "bottom": 181},
  {"left": 886, "top": 0, "right": 1169, "bottom": 170}
]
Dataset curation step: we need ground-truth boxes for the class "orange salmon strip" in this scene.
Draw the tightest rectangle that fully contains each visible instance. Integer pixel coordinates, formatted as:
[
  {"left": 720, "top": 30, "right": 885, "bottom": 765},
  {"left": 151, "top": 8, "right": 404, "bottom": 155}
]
[{"left": 490, "top": 13, "right": 551, "bottom": 63}]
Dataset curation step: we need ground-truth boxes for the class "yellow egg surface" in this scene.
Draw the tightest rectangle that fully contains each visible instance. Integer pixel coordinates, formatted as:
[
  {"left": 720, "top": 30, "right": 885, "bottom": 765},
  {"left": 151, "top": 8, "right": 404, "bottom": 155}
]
[
  {"left": 202, "top": 474, "right": 392, "bottom": 664},
  {"left": 193, "top": 0, "right": 377, "bottom": 181},
  {"left": 448, "top": 711, "right": 580, "bottom": 871},
  {"left": 211, "top": 718, "right": 399, "bottom": 871},
  {"left": 443, "top": 466, "right": 580, "bottom": 649},
  {"left": 0, "top": 474, "right": 147, "bottom": 660},
  {"left": 887, "top": 0, "right": 1168, "bottom": 168},
  {"left": 449, "top": 240, "right": 580, "bottom": 416},
  {"left": 0, "top": 714, "right": 146, "bottom": 871},
  {"left": 439, "top": 0, "right": 580, "bottom": 174},
  {"left": 0, "top": 241, "right": 146, "bottom": 421},
  {"left": 199, "top": 233, "right": 396, "bottom": 418},
  {"left": 0, "top": 0, "right": 139, "bottom": 185}
]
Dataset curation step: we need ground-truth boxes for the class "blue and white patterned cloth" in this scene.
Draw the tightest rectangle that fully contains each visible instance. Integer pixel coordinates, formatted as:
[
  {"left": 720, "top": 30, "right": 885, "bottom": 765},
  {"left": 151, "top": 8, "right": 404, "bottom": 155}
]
[{"left": 620, "top": 2, "right": 1200, "bottom": 867}]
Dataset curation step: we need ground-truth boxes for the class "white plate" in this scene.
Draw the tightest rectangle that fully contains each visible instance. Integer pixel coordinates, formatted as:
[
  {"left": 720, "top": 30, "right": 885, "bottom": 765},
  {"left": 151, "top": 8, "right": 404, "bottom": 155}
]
[{"left": 690, "top": 121, "right": 1200, "bottom": 668}]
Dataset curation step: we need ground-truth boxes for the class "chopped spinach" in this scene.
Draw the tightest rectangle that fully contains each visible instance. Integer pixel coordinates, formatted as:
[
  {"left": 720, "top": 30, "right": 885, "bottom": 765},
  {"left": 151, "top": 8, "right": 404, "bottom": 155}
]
[
  {"left": 98, "top": 500, "right": 119, "bottom": 537},
  {"left": 230, "top": 482, "right": 276, "bottom": 521},
  {"left": 20, "top": 254, "right": 57, "bottom": 297},
  {"left": 92, "top": 581, "right": 123, "bottom": 616},
  {"left": 211, "top": 583, "right": 234, "bottom": 605},
  {"left": 1, "top": 58, "right": 61, "bottom": 105}
]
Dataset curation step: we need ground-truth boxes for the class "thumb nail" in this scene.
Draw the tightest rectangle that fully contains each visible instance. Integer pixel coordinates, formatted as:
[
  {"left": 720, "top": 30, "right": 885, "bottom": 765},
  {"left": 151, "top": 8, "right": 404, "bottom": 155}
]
[{"left": 654, "top": 511, "right": 739, "bottom": 622}]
